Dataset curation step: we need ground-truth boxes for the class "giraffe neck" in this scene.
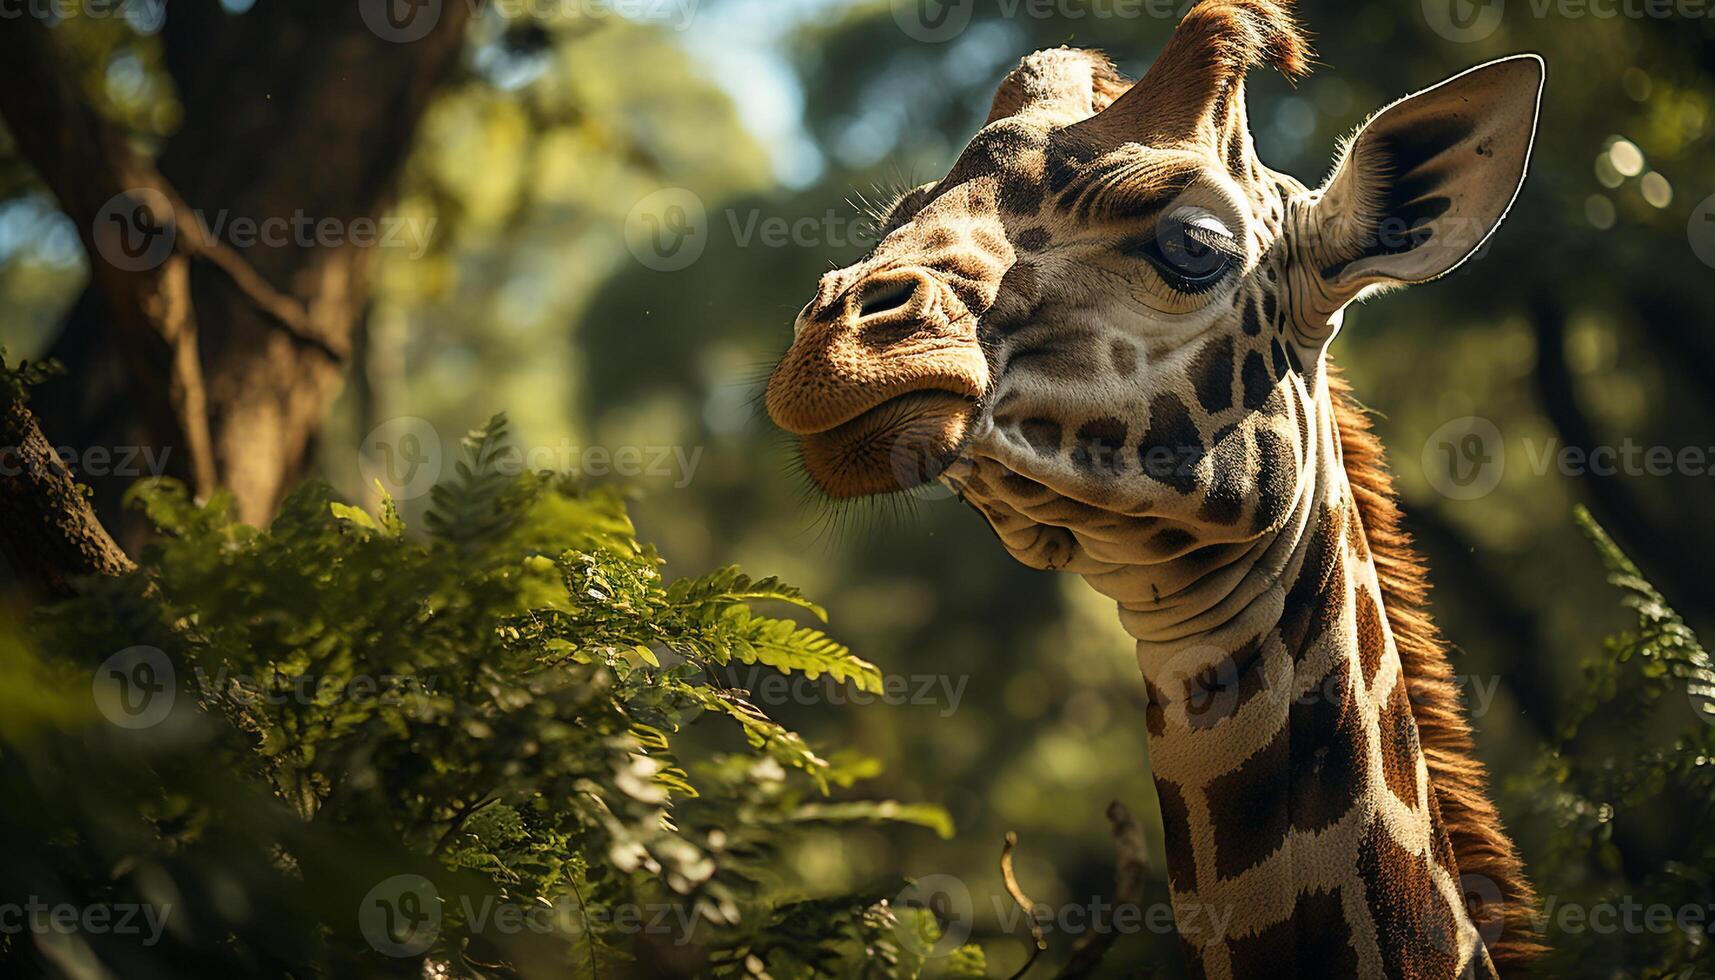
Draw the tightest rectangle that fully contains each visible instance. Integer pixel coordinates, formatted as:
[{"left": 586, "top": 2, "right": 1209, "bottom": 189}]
[{"left": 1079, "top": 376, "right": 1496, "bottom": 979}]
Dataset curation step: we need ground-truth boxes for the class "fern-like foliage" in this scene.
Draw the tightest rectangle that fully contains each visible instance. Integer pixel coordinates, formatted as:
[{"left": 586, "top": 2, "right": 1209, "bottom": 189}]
[
  {"left": 0, "top": 347, "right": 64, "bottom": 407},
  {"left": 1525, "top": 507, "right": 1715, "bottom": 976},
  {"left": 1, "top": 419, "right": 964, "bottom": 980},
  {"left": 426, "top": 413, "right": 529, "bottom": 551}
]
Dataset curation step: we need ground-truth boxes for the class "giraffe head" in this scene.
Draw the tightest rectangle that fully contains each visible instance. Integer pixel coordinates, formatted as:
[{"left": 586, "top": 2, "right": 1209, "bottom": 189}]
[{"left": 766, "top": 0, "right": 1541, "bottom": 568}]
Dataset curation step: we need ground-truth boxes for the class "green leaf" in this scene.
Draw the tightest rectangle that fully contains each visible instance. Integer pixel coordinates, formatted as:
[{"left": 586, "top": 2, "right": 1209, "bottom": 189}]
[{"left": 328, "top": 501, "right": 378, "bottom": 530}]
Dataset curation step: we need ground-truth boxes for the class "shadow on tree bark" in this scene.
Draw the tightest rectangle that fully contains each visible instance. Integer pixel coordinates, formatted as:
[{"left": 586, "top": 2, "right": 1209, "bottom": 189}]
[{"left": 0, "top": 0, "right": 471, "bottom": 542}]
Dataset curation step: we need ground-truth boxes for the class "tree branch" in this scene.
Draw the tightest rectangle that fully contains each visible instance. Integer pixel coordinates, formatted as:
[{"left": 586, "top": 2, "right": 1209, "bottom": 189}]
[
  {"left": 0, "top": 13, "right": 217, "bottom": 499},
  {"left": 0, "top": 398, "right": 134, "bottom": 599},
  {"left": 1054, "top": 801, "right": 1150, "bottom": 980}
]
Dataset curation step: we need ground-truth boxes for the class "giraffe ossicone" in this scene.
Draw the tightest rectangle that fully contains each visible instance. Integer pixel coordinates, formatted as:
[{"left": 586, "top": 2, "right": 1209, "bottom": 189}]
[{"left": 765, "top": 1, "right": 1544, "bottom": 976}]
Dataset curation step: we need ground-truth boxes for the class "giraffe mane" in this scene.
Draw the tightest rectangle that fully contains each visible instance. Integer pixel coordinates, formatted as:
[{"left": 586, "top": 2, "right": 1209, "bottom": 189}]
[{"left": 1328, "top": 363, "right": 1545, "bottom": 971}]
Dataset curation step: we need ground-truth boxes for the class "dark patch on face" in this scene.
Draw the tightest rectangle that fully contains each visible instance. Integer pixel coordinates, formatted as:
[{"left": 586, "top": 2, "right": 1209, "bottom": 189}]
[
  {"left": 1181, "top": 543, "right": 1230, "bottom": 573},
  {"left": 1378, "top": 676, "right": 1422, "bottom": 811},
  {"left": 923, "top": 228, "right": 957, "bottom": 251},
  {"left": 1241, "top": 294, "right": 1264, "bottom": 336},
  {"left": 984, "top": 262, "right": 1044, "bottom": 336},
  {"left": 1019, "top": 417, "right": 1063, "bottom": 455},
  {"left": 1287, "top": 658, "right": 1364, "bottom": 834},
  {"left": 1044, "top": 144, "right": 1084, "bottom": 197},
  {"left": 1355, "top": 587, "right": 1387, "bottom": 688},
  {"left": 1002, "top": 472, "right": 1049, "bottom": 499},
  {"left": 1137, "top": 394, "right": 1204, "bottom": 493},
  {"left": 1250, "top": 427, "right": 1295, "bottom": 534},
  {"left": 1197, "top": 424, "right": 1246, "bottom": 525},
  {"left": 943, "top": 122, "right": 1042, "bottom": 189},
  {"left": 1016, "top": 226, "right": 1052, "bottom": 251},
  {"left": 1184, "top": 635, "right": 1269, "bottom": 730},
  {"left": 1357, "top": 817, "right": 1463, "bottom": 979},
  {"left": 1072, "top": 417, "right": 1129, "bottom": 474},
  {"left": 1039, "top": 131, "right": 1111, "bottom": 214},
  {"left": 1156, "top": 777, "right": 1197, "bottom": 892},
  {"left": 999, "top": 174, "right": 1043, "bottom": 216},
  {"left": 1191, "top": 336, "right": 1235, "bottom": 413},
  {"left": 1241, "top": 350, "right": 1272, "bottom": 410},
  {"left": 1270, "top": 338, "right": 1291, "bottom": 379},
  {"left": 1227, "top": 887, "right": 1359, "bottom": 978},
  {"left": 1109, "top": 338, "right": 1138, "bottom": 377},
  {"left": 1151, "top": 527, "right": 1195, "bottom": 556}
]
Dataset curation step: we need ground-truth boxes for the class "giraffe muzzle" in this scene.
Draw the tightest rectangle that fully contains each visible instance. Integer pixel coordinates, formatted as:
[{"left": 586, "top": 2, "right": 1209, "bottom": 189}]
[{"left": 766, "top": 265, "right": 990, "bottom": 497}]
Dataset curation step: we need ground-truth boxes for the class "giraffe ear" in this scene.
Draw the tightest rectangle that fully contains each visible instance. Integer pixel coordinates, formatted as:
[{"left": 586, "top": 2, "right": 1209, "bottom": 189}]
[{"left": 1307, "top": 55, "right": 1543, "bottom": 302}]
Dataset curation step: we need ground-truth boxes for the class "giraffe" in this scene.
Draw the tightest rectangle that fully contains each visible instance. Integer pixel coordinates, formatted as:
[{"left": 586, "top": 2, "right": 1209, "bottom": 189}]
[{"left": 764, "top": 1, "right": 1543, "bottom": 976}]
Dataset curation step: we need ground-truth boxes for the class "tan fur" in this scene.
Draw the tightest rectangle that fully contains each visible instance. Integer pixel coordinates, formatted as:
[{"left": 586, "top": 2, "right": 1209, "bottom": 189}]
[
  {"left": 1329, "top": 365, "right": 1544, "bottom": 972},
  {"left": 1153, "top": 0, "right": 1311, "bottom": 81},
  {"left": 766, "top": 1, "right": 1546, "bottom": 969},
  {"left": 1093, "top": 0, "right": 1310, "bottom": 143}
]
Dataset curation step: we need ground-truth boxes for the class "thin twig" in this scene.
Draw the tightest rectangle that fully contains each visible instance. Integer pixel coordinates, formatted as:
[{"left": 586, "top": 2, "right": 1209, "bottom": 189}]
[
  {"left": 433, "top": 796, "right": 499, "bottom": 854},
  {"left": 1000, "top": 831, "right": 1049, "bottom": 980},
  {"left": 1055, "top": 801, "right": 1150, "bottom": 979},
  {"left": 183, "top": 224, "right": 349, "bottom": 363}
]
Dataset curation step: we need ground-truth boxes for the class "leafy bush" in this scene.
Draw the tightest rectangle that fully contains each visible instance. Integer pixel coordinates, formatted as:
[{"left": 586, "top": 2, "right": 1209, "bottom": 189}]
[
  {"left": 10, "top": 399, "right": 1713, "bottom": 980},
  {"left": 1527, "top": 507, "right": 1715, "bottom": 976},
  {"left": 0, "top": 416, "right": 982, "bottom": 979}
]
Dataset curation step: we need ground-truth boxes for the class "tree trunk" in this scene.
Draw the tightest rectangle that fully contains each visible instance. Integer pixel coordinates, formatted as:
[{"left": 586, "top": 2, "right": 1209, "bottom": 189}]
[{"left": 7, "top": 0, "right": 471, "bottom": 530}]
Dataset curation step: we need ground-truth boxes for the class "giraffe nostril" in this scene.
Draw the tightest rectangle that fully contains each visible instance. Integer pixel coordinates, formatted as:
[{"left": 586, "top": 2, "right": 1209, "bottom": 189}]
[{"left": 856, "top": 277, "right": 919, "bottom": 320}]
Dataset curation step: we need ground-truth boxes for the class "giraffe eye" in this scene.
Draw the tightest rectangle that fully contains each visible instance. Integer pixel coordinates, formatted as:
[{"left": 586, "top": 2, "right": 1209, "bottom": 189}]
[{"left": 1147, "top": 208, "right": 1239, "bottom": 293}]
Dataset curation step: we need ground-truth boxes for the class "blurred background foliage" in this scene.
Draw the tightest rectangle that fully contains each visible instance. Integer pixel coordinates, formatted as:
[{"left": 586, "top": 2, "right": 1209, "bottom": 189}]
[{"left": 3, "top": 0, "right": 1715, "bottom": 975}]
